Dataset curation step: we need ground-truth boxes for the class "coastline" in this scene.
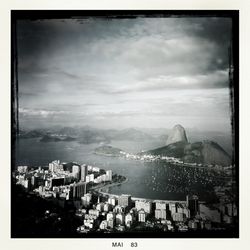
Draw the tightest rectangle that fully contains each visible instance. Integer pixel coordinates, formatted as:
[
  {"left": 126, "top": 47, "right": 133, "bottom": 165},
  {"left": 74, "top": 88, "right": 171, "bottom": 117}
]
[
  {"left": 89, "top": 176, "right": 129, "bottom": 193},
  {"left": 90, "top": 177, "right": 202, "bottom": 204},
  {"left": 95, "top": 150, "right": 232, "bottom": 172}
]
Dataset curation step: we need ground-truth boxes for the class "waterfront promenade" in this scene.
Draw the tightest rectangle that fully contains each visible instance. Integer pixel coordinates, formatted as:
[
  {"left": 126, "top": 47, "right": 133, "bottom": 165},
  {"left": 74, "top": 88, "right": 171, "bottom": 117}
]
[
  {"left": 90, "top": 175, "right": 205, "bottom": 205},
  {"left": 92, "top": 183, "right": 188, "bottom": 205}
]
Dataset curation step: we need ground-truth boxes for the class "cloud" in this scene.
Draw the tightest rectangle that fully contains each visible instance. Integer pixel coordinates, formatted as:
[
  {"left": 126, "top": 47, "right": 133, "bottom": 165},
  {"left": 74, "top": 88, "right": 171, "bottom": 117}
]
[
  {"left": 16, "top": 17, "right": 233, "bottom": 130},
  {"left": 112, "top": 70, "right": 229, "bottom": 94},
  {"left": 19, "top": 108, "right": 70, "bottom": 117}
]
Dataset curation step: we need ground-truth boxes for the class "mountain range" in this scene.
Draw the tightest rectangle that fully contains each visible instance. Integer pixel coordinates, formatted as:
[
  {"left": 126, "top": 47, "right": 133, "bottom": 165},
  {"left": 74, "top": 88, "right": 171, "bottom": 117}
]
[
  {"left": 19, "top": 127, "right": 154, "bottom": 144},
  {"left": 141, "top": 125, "right": 232, "bottom": 166},
  {"left": 18, "top": 125, "right": 233, "bottom": 165}
]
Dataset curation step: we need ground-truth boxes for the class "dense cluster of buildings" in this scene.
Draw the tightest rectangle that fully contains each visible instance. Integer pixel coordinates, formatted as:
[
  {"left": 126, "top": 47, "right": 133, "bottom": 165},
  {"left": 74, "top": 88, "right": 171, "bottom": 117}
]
[
  {"left": 120, "top": 151, "right": 231, "bottom": 169},
  {"left": 15, "top": 160, "right": 112, "bottom": 200},
  {"left": 75, "top": 192, "right": 236, "bottom": 234},
  {"left": 120, "top": 151, "right": 184, "bottom": 164},
  {"left": 14, "top": 160, "right": 237, "bottom": 234},
  {"left": 76, "top": 194, "right": 197, "bottom": 233}
]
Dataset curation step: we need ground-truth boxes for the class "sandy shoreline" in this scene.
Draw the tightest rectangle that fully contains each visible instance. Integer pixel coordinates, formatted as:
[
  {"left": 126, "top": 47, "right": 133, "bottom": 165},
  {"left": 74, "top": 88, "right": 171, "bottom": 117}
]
[{"left": 89, "top": 177, "right": 129, "bottom": 193}]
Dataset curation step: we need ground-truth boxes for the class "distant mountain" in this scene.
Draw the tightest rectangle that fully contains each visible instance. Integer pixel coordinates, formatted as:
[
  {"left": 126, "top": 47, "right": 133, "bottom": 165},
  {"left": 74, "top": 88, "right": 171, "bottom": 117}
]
[
  {"left": 78, "top": 130, "right": 110, "bottom": 144},
  {"left": 166, "top": 124, "right": 188, "bottom": 146},
  {"left": 40, "top": 134, "right": 77, "bottom": 142},
  {"left": 94, "top": 145, "right": 123, "bottom": 156},
  {"left": 18, "top": 126, "right": 232, "bottom": 159},
  {"left": 142, "top": 140, "right": 231, "bottom": 166},
  {"left": 19, "top": 129, "right": 46, "bottom": 139},
  {"left": 54, "top": 127, "right": 153, "bottom": 142},
  {"left": 40, "top": 135, "right": 61, "bottom": 142},
  {"left": 58, "top": 126, "right": 81, "bottom": 136},
  {"left": 18, "top": 127, "right": 153, "bottom": 144}
]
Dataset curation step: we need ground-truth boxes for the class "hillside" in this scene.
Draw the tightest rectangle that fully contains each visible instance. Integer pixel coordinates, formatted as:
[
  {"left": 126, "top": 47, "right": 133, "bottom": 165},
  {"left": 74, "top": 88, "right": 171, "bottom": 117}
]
[
  {"left": 142, "top": 140, "right": 231, "bottom": 166},
  {"left": 144, "top": 141, "right": 187, "bottom": 159}
]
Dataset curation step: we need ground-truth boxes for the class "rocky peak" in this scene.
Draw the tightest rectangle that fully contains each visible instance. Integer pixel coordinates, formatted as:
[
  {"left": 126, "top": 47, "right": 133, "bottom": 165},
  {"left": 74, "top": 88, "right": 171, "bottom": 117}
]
[{"left": 166, "top": 124, "right": 188, "bottom": 146}]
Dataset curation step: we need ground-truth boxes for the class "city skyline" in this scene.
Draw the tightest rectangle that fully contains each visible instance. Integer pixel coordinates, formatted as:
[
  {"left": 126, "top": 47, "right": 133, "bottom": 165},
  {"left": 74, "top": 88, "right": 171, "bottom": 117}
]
[
  {"left": 17, "top": 17, "right": 233, "bottom": 132},
  {"left": 13, "top": 158, "right": 237, "bottom": 237}
]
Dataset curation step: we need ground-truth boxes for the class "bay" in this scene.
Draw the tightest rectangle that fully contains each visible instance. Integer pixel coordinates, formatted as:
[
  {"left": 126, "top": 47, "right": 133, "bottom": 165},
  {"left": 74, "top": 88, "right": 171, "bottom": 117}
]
[{"left": 14, "top": 138, "right": 222, "bottom": 201}]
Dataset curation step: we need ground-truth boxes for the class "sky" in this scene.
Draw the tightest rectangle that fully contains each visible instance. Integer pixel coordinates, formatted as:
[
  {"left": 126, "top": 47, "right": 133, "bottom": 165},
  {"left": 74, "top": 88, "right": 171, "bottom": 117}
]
[{"left": 16, "top": 16, "right": 233, "bottom": 131}]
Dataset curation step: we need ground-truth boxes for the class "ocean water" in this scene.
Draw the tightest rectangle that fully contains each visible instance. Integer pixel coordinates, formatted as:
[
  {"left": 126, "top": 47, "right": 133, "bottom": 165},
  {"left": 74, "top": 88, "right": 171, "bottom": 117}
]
[{"left": 14, "top": 138, "right": 223, "bottom": 201}]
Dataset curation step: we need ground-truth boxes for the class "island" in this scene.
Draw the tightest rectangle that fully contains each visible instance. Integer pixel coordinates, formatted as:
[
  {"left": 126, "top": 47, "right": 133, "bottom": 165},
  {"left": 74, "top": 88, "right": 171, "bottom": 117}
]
[{"left": 94, "top": 145, "right": 125, "bottom": 157}]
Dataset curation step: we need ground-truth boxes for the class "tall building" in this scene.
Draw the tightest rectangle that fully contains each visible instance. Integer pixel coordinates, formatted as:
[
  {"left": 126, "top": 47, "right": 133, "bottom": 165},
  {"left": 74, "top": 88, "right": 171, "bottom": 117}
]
[
  {"left": 114, "top": 205, "right": 125, "bottom": 214},
  {"left": 92, "top": 167, "right": 100, "bottom": 172},
  {"left": 172, "top": 212, "right": 184, "bottom": 222},
  {"left": 104, "top": 203, "right": 112, "bottom": 212},
  {"left": 71, "top": 182, "right": 87, "bottom": 199},
  {"left": 22, "top": 179, "right": 30, "bottom": 190},
  {"left": 31, "top": 175, "right": 39, "bottom": 188},
  {"left": 85, "top": 175, "right": 90, "bottom": 183},
  {"left": 81, "top": 193, "right": 92, "bottom": 206},
  {"left": 116, "top": 213, "right": 125, "bottom": 225},
  {"left": 138, "top": 209, "right": 146, "bottom": 222},
  {"left": 129, "top": 208, "right": 138, "bottom": 217},
  {"left": 155, "top": 209, "right": 167, "bottom": 220},
  {"left": 17, "top": 166, "right": 28, "bottom": 173},
  {"left": 108, "top": 197, "right": 116, "bottom": 206},
  {"left": 187, "top": 195, "right": 199, "bottom": 217},
  {"left": 38, "top": 185, "right": 45, "bottom": 195},
  {"left": 118, "top": 194, "right": 132, "bottom": 208},
  {"left": 183, "top": 207, "right": 191, "bottom": 219},
  {"left": 86, "top": 174, "right": 94, "bottom": 183},
  {"left": 188, "top": 220, "right": 198, "bottom": 229},
  {"left": 72, "top": 165, "right": 80, "bottom": 180},
  {"left": 106, "top": 170, "right": 112, "bottom": 181},
  {"left": 49, "top": 162, "right": 54, "bottom": 172},
  {"left": 177, "top": 204, "right": 184, "bottom": 214},
  {"left": 99, "top": 220, "right": 108, "bottom": 230},
  {"left": 89, "top": 209, "right": 100, "bottom": 217},
  {"left": 125, "top": 213, "right": 133, "bottom": 227},
  {"left": 155, "top": 202, "right": 167, "bottom": 210},
  {"left": 96, "top": 203, "right": 104, "bottom": 212},
  {"left": 49, "top": 160, "right": 63, "bottom": 173},
  {"left": 169, "top": 203, "right": 177, "bottom": 215},
  {"left": 107, "top": 218, "right": 115, "bottom": 229},
  {"left": 81, "top": 164, "right": 88, "bottom": 182},
  {"left": 107, "top": 212, "right": 115, "bottom": 222},
  {"left": 135, "top": 200, "right": 152, "bottom": 214}
]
